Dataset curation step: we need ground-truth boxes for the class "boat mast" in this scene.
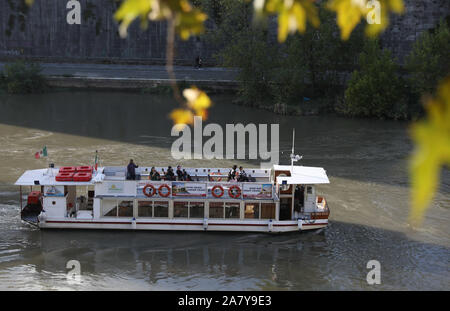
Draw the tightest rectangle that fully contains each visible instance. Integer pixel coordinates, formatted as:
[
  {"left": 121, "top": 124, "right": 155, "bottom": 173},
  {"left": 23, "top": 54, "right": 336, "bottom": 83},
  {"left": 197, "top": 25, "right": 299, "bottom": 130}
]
[
  {"left": 290, "top": 128, "right": 302, "bottom": 170},
  {"left": 290, "top": 128, "right": 295, "bottom": 170}
]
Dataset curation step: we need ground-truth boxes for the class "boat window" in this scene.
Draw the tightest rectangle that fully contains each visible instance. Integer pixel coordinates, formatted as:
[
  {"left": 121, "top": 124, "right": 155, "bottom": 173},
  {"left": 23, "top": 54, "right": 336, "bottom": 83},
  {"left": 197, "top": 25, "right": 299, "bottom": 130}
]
[
  {"left": 102, "top": 200, "right": 119, "bottom": 217},
  {"left": 225, "top": 202, "right": 240, "bottom": 219},
  {"left": 118, "top": 201, "right": 133, "bottom": 217},
  {"left": 174, "top": 201, "right": 189, "bottom": 218},
  {"left": 190, "top": 202, "right": 204, "bottom": 219},
  {"left": 261, "top": 203, "right": 275, "bottom": 219},
  {"left": 307, "top": 186, "right": 313, "bottom": 194},
  {"left": 138, "top": 201, "right": 153, "bottom": 217},
  {"left": 245, "top": 203, "right": 260, "bottom": 219},
  {"left": 154, "top": 201, "right": 168, "bottom": 217},
  {"left": 209, "top": 202, "right": 224, "bottom": 218}
]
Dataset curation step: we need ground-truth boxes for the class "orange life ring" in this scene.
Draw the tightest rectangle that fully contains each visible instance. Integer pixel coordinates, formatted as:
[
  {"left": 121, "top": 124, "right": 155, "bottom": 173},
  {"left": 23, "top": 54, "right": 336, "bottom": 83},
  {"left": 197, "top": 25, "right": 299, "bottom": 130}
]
[
  {"left": 143, "top": 184, "right": 156, "bottom": 197},
  {"left": 158, "top": 184, "right": 171, "bottom": 197},
  {"left": 211, "top": 185, "right": 224, "bottom": 198},
  {"left": 228, "top": 185, "right": 241, "bottom": 199}
]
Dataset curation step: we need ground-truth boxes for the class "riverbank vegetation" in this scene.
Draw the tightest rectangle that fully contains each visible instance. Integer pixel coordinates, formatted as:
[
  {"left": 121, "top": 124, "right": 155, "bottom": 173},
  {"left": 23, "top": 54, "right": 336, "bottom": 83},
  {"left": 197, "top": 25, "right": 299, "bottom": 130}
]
[
  {"left": 199, "top": 0, "right": 449, "bottom": 121},
  {"left": 0, "top": 61, "right": 47, "bottom": 94},
  {"left": 340, "top": 39, "right": 408, "bottom": 119}
]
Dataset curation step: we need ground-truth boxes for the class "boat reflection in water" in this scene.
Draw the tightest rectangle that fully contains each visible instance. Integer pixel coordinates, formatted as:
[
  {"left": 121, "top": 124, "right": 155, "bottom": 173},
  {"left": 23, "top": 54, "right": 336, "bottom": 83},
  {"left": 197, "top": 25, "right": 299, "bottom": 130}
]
[{"left": 35, "top": 228, "right": 329, "bottom": 290}]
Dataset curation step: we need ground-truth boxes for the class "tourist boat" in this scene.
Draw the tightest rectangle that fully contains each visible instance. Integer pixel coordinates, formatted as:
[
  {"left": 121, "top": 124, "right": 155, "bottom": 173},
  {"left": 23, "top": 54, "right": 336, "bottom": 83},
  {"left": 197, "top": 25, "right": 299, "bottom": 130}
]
[{"left": 15, "top": 163, "right": 330, "bottom": 233}]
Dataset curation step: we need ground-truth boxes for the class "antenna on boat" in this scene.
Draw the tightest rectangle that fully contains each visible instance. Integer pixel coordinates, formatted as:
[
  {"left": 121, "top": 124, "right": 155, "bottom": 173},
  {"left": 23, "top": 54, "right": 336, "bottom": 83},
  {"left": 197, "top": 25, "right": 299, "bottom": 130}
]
[{"left": 290, "top": 128, "right": 302, "bottom": 170}]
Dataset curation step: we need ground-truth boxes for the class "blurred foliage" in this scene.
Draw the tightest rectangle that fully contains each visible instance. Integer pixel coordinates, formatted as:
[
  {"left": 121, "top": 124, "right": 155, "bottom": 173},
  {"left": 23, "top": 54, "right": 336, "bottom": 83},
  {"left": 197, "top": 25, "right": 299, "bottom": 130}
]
[
  {"left": 112, "top": 0, "right": 405, "bottom": 44},
  {"left": 170, "top": 87, "right": 212, "bottom": 129},
  {"left": 0, "top": 61, "right": 47, "bottom": 94},
  {"left": 342, "top": 39, "right": 408, "bottom": 119},
  {"left": 254, "top": 0, "right": 320, "bottom": 42},
  {"left": 114, "top": 0, "right": 207, "bottom": 39},
  {"left": 327, "top": 0, "right": 404, "bottom": 40},
  {"left": 410, "top": 76, "right": 450, "bottom": 226}
]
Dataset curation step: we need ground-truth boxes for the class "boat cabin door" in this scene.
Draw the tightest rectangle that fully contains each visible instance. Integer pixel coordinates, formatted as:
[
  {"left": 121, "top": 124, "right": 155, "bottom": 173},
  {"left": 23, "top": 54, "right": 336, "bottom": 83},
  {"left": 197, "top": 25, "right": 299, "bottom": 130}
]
[
  {"left": 304, "top": 186, "right": 316, "bottom": 213},
  {"left": 279, "top": 198, "right": 292, "bottom": 220}
]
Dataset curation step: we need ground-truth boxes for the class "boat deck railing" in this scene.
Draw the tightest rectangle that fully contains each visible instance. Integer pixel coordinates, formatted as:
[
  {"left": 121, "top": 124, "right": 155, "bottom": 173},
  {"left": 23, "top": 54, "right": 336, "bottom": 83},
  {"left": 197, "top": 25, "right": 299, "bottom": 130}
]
[{"left": 103, "top": 166, "right": 272, "bottom": 183}]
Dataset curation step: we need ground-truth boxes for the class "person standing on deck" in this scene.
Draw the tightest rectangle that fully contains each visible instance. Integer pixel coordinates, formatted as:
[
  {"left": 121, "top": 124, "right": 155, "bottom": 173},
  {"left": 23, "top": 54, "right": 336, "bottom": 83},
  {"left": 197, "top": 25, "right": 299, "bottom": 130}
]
[{"left": 127, "top": 159, "right": 138, "bottom": 180}]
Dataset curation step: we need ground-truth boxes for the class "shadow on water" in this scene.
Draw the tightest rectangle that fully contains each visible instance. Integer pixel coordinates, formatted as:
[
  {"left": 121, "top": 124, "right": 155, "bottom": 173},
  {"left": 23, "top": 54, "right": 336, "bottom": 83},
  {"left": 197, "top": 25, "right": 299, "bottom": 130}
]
[
  {"left": 0, "top": 221, "right": 448, "bottom": 290},
  {"left": 2, "top": 90, "right": 445, "bottom": 190}
]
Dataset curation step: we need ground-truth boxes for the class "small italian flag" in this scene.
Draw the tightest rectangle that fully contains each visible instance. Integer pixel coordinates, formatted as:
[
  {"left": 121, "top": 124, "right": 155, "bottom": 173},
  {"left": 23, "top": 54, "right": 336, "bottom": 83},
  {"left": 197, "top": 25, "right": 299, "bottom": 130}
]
[{"left": 35, "top": 146, "right": 48, "bottom": 159}]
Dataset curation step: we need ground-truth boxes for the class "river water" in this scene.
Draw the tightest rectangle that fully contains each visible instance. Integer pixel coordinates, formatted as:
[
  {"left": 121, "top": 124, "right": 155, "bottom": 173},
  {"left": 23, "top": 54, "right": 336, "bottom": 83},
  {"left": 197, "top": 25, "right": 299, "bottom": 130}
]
[{"left": 0, "top": 91, "right": 448, "bottom": 290}]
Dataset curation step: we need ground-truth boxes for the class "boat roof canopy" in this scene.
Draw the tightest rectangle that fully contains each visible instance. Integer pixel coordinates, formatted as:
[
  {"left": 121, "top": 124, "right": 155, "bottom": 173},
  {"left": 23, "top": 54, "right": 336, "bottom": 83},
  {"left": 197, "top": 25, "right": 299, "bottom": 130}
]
[
  {"left": 274, "top": 165, "right": 330, "bottom": 185},
  {"left": 14, "top": 165, "right": 329, "bottom": 186}
]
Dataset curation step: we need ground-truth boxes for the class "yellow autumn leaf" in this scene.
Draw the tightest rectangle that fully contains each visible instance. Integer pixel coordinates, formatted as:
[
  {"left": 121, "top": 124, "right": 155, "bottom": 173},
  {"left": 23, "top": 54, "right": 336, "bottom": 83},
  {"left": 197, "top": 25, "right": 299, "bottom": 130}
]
[
  {"left": 114, "top": 0, "right": 206, "bottom": 39},
  {"left": 365, "top": 0, "right": 404, "bottom": 38},
  {"left": 169, "top": 108, "right": 194, "bottom": 130},
  {"left": 175, "top": 7, "right": 208, "bottom": 40},
  {"left": 114, "top": 0, "right": 153, "bottom": 37},
  {"left": 409, "top": 76, "right": 450, "bottom": 226},
  {"left": 259, "top": 0, "right": 320, "bottom": 42},
  {"left": 327, "top": 0, "right": 367, "bottom": 40},
  {"left": 183, "top": 87, "right": 212, "bottom": 117},
  {"left": 327, "top": 0, "right": 404, "bottom": 40}
]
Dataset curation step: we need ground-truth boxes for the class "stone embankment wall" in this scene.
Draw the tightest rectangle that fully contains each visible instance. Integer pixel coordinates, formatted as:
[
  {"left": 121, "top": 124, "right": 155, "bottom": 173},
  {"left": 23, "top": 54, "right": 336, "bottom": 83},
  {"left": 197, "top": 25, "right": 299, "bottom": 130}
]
[
  {"left": 0, "top": 0, "right": 449, "bottom": 64},
  {"left": 0, "top": 0, "right": 213, "bottom": 65}
]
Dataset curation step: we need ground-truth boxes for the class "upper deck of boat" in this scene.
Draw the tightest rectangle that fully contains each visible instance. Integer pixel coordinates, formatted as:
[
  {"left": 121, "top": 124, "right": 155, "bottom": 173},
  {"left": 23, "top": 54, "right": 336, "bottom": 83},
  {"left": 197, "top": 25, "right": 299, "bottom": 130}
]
[{"left": 14, "top": 165, "right": 330, "bottom": 186}]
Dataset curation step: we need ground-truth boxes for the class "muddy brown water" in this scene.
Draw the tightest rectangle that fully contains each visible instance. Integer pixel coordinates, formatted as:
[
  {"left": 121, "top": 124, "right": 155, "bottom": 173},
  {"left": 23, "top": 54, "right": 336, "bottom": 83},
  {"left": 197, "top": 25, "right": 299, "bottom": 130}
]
[{"left": 0, "top": 91, "right": 448, "bottom": 290}]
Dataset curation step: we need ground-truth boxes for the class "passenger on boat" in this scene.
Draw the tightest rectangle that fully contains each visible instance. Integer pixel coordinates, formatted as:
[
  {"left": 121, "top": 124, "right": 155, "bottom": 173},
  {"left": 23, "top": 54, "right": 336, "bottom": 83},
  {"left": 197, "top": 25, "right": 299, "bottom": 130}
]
[
  {"left": 247, "top": 174, "right": 256, "bottom": 182},
  {"left": 176, "top": 165, "right": 184, "bottom": 180},
  {"left": 126, "top": 159, "right": 139, "bottom": 180},
  {"left": 150, "top": 167, "right": 161, "bottom": 181},
  {"left": 183, "top": 169, "right": 193, "bottom": 181},
  {"left": 238, "top": 166, "right": 249, "bottom": 182},
  {"left": 228, "top": 165, "right": 238, "bottom": 181},
  {"left": 166, "top": 166, "right": 176, "bottom": 181}
]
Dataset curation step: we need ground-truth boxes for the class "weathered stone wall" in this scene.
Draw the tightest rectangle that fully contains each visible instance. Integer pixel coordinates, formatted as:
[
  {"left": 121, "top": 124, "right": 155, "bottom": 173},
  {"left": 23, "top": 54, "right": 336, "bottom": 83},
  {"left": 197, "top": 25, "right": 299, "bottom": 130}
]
[
  {"left": 0, "top": 0, "right": 449, "bottom": 64},
  {"left": 380, "top": 0, "right": 450, "bottom": 62},
  {"left": 0, "top": 0, "right": 212, "bottom": 64}
]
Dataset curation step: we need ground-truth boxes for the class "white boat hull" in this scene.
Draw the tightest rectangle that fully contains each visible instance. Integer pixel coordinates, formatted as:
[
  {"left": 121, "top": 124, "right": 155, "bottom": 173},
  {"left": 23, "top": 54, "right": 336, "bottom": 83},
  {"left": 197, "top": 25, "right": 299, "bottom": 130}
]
[{"left": 38, "top": 218, "right": 328, "bottom": 233}]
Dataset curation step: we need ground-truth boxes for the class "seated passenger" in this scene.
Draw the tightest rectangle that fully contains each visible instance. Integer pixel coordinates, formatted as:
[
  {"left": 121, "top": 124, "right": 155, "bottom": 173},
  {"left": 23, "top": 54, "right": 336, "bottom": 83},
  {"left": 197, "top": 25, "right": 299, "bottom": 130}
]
[
  {"left": 176, "top": 165, "right": 184, "bottom": 180},
  {"left": 166, "top": 166, "right": 175, "bottom": 181},
  {"left": 238, "top": 166, "right": 249, "bottom": 182},
  {"left": 228, "top": 165, "right": 238, "bottom": 181},
  {"left": 247, "top": 174, "right": 256, "bottom": 182},
  {"left": 182, "top": 169, "right": 189, "bottom": 181},
  {"left": 185, "top": 172, "right": 193, "bottom": 181},
  {"left": 150, "top": 167, "right": 161, "bottom": 181}
]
